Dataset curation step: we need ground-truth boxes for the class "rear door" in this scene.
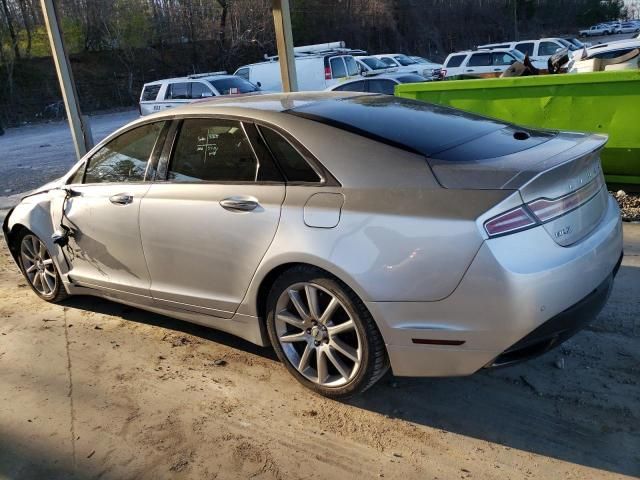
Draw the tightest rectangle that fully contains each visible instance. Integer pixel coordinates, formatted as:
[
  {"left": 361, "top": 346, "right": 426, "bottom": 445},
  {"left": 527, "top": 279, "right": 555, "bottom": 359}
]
[
  {"left": 64, "top": 121, "right": 168, "bottom": 299},
  {"left": 464, "top": 52, "right": 494, "bottom": 77},
  {"left": 139, "top": 118, "right": 285, "bottom": 318}
]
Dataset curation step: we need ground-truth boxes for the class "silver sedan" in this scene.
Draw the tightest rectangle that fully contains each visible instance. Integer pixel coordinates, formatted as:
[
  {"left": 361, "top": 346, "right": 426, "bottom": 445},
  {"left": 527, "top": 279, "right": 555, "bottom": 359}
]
[{"left": 3, "top": 92, "right": 623, "bottom": 398}]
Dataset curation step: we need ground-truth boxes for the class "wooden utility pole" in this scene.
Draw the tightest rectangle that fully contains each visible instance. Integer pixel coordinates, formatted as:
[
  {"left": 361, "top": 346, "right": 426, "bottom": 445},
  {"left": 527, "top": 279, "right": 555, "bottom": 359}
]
[
  {"left": 272, "top": 0, "right": 298, "bottom": 92},
  {"left": 40, "top": 0, "right": 93, "bottom": 160}
]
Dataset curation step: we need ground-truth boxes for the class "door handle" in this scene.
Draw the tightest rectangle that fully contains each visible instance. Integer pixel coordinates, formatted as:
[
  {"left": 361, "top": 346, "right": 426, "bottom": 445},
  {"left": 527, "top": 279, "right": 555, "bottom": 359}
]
[
  {"left": 466, "top": 69, "right": 475, "bottom": 72},
  {"left": 109, "top": 193, "right": 133, "bottom": 205},
  {"left": 220, "top": 197, "right": 259, "bottom": 212}
]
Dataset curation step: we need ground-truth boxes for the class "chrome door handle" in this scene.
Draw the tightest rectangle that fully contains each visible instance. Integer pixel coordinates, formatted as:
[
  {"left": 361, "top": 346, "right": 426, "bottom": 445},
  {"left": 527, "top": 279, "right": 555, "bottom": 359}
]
[
  {"left": 109, "top": 193, "right": 133, "bottom": 205},
  {"left": 220, "top": 197, "right": 259, "bottom": 212}
]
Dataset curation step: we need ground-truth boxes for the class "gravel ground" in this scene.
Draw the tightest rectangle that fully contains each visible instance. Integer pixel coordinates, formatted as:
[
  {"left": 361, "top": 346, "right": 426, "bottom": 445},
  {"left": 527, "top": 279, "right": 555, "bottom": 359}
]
[{"left": 613, "top": 190, "right": 640, "bottom": 222}]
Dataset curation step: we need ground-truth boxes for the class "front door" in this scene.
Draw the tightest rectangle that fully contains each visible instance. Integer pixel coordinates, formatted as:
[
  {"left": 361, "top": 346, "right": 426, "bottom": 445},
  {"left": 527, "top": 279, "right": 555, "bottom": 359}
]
[
  {"left": 64, "top": 121, "right": 167, "bottom": 298},
  {"left": 139, "top": 118, "right": 286, "bottom": 318}
]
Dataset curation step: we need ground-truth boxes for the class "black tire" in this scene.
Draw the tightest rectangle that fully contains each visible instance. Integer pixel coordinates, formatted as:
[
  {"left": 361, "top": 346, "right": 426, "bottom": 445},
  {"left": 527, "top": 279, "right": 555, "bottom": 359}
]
[
  {"left": 266, "top": 265, "right": 389, "bottom": 399},
  {"left": 16, "top": 229, "right": 68, "bottom": 303}
]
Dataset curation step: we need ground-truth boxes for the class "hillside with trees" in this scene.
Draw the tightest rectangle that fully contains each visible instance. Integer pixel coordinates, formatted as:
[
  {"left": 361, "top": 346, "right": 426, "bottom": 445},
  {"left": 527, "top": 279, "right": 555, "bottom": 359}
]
[{"left": 0, "top": 0, "right": 627, "bottom": 126}]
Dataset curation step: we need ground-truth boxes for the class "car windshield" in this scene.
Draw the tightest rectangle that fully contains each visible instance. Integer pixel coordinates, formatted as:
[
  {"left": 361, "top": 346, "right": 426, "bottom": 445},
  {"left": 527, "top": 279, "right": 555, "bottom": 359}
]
[
  {"left": 209, "top": 77, "right": 259, "bottom": 95},
  {"left": 566, "top": 38, "right": 585, "bottom": 48},
  {"left": 510, "top": 49, "right": 526, "bottom": 61},
  {"left": 557, "top": 38, "right": 579, "bottom": 51},
  {"left": 361, "top": 57, "right": 389, "bottom": 70},
  {"left": 394, "top": 54, "right": 418, "bottom": 66}
]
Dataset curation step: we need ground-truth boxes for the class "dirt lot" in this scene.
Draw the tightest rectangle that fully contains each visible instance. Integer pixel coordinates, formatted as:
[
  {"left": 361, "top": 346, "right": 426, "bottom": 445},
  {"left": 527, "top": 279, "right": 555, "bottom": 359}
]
[{"left": 0, "top": 225, "right": 638, "bottom": 479}]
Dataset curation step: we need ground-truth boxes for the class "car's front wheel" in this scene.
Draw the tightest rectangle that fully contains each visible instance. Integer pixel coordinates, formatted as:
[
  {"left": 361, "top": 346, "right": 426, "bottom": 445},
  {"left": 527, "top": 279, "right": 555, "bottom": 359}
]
[
  {"left": 266, "top": 266, "right": 388, "bottom": 398},
  {"left": 17, "top": 230, "right": 68, "bottom": 303}
]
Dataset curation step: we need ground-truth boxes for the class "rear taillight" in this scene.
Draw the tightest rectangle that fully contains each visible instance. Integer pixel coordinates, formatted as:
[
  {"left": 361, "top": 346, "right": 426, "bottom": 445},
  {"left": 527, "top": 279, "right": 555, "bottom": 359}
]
[
  {"left": 484, "top": 206, "right": 537, "bottom": 237},
  {"left": 441, "top": 69, "right": 447, "bottom": 78},
  {"left": 325, "top": 66, "right": 332, "bottom": 80},
  {"left": 484, "top": 177, "right": 603, "bottom": 238}
]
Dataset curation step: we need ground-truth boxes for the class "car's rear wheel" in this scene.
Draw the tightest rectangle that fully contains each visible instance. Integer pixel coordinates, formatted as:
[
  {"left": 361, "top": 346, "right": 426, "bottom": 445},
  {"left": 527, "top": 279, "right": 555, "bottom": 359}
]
[
  {"left": 266, "top": 266, "right": 388, "bottom": 398},
  {"left": 17, "top": 231, "right": 67, "bottom": 303}
]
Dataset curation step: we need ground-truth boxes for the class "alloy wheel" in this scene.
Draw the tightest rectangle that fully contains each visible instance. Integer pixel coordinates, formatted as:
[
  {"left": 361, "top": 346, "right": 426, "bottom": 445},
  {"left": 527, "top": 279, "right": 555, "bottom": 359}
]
[
  {"left": 274, "top": 282, "right": 363, "bottom": 387},
  {"left": 20, "top": 234, "right": 58, "bottom": 297}
]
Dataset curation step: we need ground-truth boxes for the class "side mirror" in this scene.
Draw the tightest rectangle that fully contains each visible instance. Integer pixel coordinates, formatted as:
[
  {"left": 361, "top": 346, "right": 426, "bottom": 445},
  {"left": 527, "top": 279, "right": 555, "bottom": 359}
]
[{"left": 256, "top": 81, "right": 262, "bottom": 88}]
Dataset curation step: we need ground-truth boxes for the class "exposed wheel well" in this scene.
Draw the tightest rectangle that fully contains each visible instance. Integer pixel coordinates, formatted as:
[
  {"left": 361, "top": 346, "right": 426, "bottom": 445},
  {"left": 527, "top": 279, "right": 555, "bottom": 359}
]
[{"left": 5, "top": 224, "right": 29, "bottom": 262}]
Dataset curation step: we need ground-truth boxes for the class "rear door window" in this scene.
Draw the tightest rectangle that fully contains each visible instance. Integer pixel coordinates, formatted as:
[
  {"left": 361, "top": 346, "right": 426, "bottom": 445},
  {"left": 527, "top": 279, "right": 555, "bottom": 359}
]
[
  {"left": 333, "top": 80, "right": 366, "bottom": 92},
  {"left": 235, "top": 67, "right": 250, "bottom": 80},
  {"left": 539, "top": 41, "right": 562, "bottom": 56},
  {"left": 330, "top": 57, "right": 347, "bottom": 78},
  {"left": 467, "top": 53, "right": 492, "bottom": 67},
  {"left": 191, "top": 82, "right": 213, "bottom": 99},
  {"left": 367, "top": 79, "right": 396, "bottom": 95},
  {"left": 165, "top": 83, "right": 190, "bottom": 100},
  {"left": 492, "top": 52, "right": 516, "bottom": 66},
  {"left": 141, "top": 84, "right": 161, "bottom": 101},
  {"left": 515, "top": 42, "right": 535, "bottom": 56},
  {"left": 168, "top": 119, "right": 257, "bottom": 182},
  {"left": 84, "top": 122, "right": 166, "bottom": 184}
]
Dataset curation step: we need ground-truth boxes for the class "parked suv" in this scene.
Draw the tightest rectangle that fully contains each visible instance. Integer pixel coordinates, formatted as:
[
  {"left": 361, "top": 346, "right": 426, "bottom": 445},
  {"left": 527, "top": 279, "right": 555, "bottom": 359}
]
[
  {"left": 442, "top": 48, "right": 526, "bottom": 78},
  {"left": 478, "top": 38, "right": 572, "bottom": 67},
  {"left": 139, "top": 72, "right": 259, "bottom": 116}
]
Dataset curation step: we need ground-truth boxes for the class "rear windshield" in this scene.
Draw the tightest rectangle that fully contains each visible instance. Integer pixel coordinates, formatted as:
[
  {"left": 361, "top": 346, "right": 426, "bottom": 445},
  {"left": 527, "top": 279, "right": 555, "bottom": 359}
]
[
  {"left": 360, "top": 57, "right": 388, "bottom": 70},
  {"left": 286, "top": 95, "right": 509, "bottom": 158},
  {"left": 209, "top": 77, "right": 259, "bottom": 95}
]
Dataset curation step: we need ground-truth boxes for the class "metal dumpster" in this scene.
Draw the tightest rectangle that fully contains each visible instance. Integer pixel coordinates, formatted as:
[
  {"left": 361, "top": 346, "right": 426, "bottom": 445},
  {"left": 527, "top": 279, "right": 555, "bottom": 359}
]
[{"left": 396, "top": 71, "right": 640, "bottom": 185}]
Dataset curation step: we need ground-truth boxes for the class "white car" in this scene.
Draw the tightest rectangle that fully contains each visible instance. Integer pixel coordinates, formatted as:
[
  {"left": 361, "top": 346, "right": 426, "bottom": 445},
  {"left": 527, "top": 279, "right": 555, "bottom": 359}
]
[
  {"left": 614, "top": 22, "right": 640, "bottom": 34},
  {"left": 373, "top": 54, "right": 442, "bottom": 80},
  {"left": 580, "top": 24, "right": 613, "bottom": 37},
  {"left": 442, "top": 48, "right": 527, "bottom": 78},
  {"left": 326, "top": 72, "right": 430, "bottom": 94},
  {"left": 234, "top": 42, "right": 362, "bottom": 92},
  {"left": 570, "top": 40, "right": 640, "bottom": 73},
  {"left": 139, "top": 73, "right": 259, "bottom": 116},
  {"left": 478, "top": 38, "right": 573, "bottom": 67}
]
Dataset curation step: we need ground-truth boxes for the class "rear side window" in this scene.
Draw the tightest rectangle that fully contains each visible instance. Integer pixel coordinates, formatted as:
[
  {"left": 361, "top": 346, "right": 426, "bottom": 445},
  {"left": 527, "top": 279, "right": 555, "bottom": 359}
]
[
  {"left": 169, "top": 119, "right": 257, "bottom": 182},
  {"left": 259, "top": 127, "right": 321, "bottom": 183},
  {"left": 165, "top": 82, "right": 190, "bottom": 100},
  {"left": 330, "top": 57, "right": 347, "bottom": 78},
  {"left": 468, "top": 53, "right": 491, "bottom": 67},
  {"left": 141, "top": 84, "right": 161, "bottom": 101},
  {"left": 367, "top": 79, "right": 396, "bottom": 95},
  {"left": 84, "top": 122, "right": 165, "bottom": 184},
  {"left": 445, "top": 55, "right": 466, "bottom": 68},
  {"left": 333, "top": 80, "right": 366, "bottom": 92},
  {"left": 515, "top": 42, "right": 535, "bottom": 56}
]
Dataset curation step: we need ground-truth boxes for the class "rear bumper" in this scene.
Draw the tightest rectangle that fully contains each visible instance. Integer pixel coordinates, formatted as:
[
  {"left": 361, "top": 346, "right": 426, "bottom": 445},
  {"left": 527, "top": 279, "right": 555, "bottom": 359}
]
[
  {"left": 368, "top": 195, "right": 623, "bottom": 377},
  {"left": 488, "top": 251, "right": 621, "bottom": 368}
]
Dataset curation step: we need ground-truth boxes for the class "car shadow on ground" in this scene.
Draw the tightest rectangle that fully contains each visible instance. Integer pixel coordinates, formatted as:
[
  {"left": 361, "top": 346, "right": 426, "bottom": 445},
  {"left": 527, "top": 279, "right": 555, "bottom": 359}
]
[{"left": 58, "top": 264, "right": 639, "bottom": 478}]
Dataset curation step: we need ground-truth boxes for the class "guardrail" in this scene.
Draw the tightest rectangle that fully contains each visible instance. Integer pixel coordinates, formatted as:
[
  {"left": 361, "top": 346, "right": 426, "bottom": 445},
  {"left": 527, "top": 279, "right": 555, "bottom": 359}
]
[{"left": 396, "top": 71, "right": 640, "bottom": 185}]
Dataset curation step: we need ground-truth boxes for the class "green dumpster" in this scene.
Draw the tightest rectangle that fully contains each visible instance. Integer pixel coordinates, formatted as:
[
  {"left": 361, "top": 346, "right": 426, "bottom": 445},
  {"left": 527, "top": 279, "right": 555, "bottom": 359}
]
[{"left": 396, "top": 71, "right": 640, "bottom": 185}]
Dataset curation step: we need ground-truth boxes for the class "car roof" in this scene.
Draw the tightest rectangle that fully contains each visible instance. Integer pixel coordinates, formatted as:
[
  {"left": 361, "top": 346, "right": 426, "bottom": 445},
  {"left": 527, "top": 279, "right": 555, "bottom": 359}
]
[
  {"left": 587, "top": 40, "right": 640, "bottom": 52},
  {"left": 144, "top": 74, "right": 237, "bottom": 86}
]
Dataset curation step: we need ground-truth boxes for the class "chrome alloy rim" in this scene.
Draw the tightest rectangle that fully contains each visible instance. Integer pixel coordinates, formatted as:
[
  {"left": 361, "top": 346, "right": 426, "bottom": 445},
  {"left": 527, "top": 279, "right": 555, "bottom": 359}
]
[
  {"left": 20, "top": 234, "right": 57, "bottom": 297},
  {"left": 275, "top": 282, "right": 362, "bottom": 387}
]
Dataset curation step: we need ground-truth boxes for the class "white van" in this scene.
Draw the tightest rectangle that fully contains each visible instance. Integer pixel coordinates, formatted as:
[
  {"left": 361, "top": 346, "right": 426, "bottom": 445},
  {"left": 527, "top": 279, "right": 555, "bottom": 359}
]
[
  {"left": 234, "top": 42, "right": 362, "bottom": 91},
  {"left": 139, "top": 72, "right": 260, "bottom": 116}
]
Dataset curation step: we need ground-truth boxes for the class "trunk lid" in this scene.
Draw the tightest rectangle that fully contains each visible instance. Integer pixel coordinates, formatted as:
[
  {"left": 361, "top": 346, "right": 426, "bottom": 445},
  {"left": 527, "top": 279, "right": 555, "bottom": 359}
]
[{"left": 430, "top": 132, "right": 609, "bottom": 246}]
